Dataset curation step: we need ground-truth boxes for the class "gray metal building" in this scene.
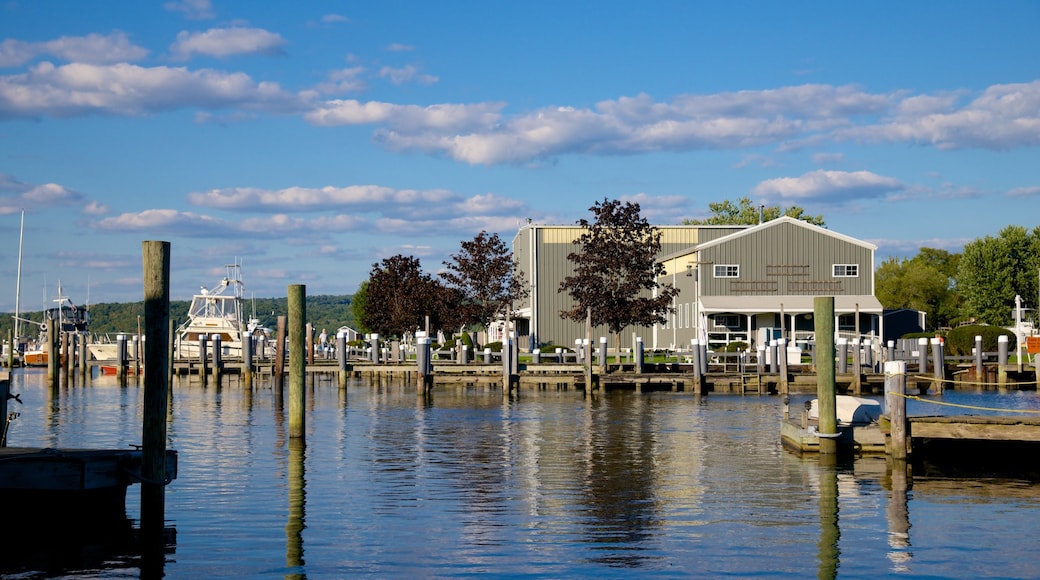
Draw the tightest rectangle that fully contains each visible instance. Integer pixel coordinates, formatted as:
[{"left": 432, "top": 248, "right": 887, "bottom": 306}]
[{"left": 511, "top": 217, "right": 883, "bottom": 353}]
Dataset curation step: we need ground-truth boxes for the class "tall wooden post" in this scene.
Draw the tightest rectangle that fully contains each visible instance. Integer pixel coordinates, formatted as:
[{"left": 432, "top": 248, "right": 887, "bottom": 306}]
[
  {"left": 78, "top": 332, "right": 87, "bottom": 379},
  {"left": 117, "top": 333, "right": 128, "bottom": 386},
  {"left": 168, "top": 319, "right": 176, "bottom": 386},
  {"left": 141, "top": 241, "right": 171, "bottom": 534},
  {"left": 337, "top": 330, "right": 348, "bottom": 389},
  {"left": 288, "top": 285, "right": 306, "bottom": 440},
  {"left": 212, "top": 334, "right": 222, "bottom": 386},
  {"left": 584, "top": 307, "right": 593, "bottom": 392},
  {"left": 46, "top": 322, "right": 57, "bottom": 386},
  {"left": 7, "top": 328, "right": 14, "bottom": 369},
  {"left": 242, "top": 331, "right": 253, "bottom": 390},
  {"left": 814, "top": 297, "right": 838, "bottom": 454},
  {"left": 885, "top": 360, "right": 908, "bottom": 460},
  {"left": 274, "top": 315, "right": 287, "bottom": 393}
]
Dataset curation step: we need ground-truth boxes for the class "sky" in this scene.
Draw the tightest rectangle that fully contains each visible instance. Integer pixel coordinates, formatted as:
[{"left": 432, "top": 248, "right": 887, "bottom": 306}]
[{"left": 1, "top": 1, "right": 1039, "bottom": 314}]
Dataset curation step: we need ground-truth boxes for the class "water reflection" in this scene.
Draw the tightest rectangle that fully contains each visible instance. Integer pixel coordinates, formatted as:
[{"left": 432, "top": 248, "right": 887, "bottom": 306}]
[{"left": 286, "top": 437, "right": 306, "bottom": 579}]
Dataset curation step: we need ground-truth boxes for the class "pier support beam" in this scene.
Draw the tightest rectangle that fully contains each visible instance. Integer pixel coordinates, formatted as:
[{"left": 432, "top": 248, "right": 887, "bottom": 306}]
[
  {"left": 141, "top": 240, "right": 171, "bottom": 535},
  {"left": 885, "top": 360, "right": 908, "bottom": 460},
  {"left": 288, "top": 284, "right": 306, "bottom": 440},
  {"left": 814, "top": 297, "right": 838, "bottom": 454}
]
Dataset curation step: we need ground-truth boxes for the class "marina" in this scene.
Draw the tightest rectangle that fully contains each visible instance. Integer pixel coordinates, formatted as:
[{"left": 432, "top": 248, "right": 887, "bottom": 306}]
[{"left": 3, "top": 366, "right": 1040, "bottom": 578}]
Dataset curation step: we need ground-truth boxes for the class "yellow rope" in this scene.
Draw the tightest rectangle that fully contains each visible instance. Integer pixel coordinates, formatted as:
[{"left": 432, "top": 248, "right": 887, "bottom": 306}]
[
  {"left": 908, "top": 373, "right": 1040, "bottom": 387},
  {"left": 888, "top": 390, "right": 1040, "bottom": 414}
]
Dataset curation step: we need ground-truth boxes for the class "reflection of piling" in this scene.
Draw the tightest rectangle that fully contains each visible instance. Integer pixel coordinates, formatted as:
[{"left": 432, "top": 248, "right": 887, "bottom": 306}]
[
  {"left": 286, "top": 437, "right": 306, "bottom": 575},
  {"left": 817, "top": 453, "right": 840, "bottom": 579},
  {"left": 274, "top": 316, "right": 287, "bottom": 393},
  {"left": 885, "top": 459, "right": 912, "bottom": 573},
  {"left": 288, "top": 285, "right": 306, "bottom": 440},
  {"left": 814, "top": 297, "right": 838, "bottom": 454},
  {"left": 885, "top": 361, "right": 908, "bottom": 460},
  {"left": 141, "top": 240, "right": 171, "bottom": 536}
]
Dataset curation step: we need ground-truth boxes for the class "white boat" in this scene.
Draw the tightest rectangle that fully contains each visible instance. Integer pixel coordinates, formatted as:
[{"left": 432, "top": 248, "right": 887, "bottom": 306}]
[
  {"left": 15, "top": 283, "right": 90, "bottom": 367},
  {"left": 807, "top": 395, "right": 882, "bottom": 426},
  {"left": 176, "top": 263, "right": 272, "bottom": 359}
]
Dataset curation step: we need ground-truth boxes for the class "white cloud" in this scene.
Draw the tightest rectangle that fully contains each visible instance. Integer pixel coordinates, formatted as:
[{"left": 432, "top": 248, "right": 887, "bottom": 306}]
[
  {"left": 314, "top": 66, "right": 366, "bottom": 96},
  {"left": 322, "top": 14, "right": 351, "bottom": 24},
  {"left": 305, "top": 99, "right": 504, "bottom": 133},
  {"left": 752, "top": 170, "right": 903, "bottom": 203},
  {"left": 0, "top": 62, "right": 299, "bottom": 118},
  {"left": 82, "top": 200, "right": 109, "bottom": 215},
  {"left": 169, "top": 28, "right": 286, "bottom": 60},
  {"left": 0, "top": 32, "right": 149, "bottom": 67},
  {"left": 841, "top": 80, "right": 1040, "bottom": 150},
  {"left": 378, "top": 65, "right": 438, "bottom": 86},
  {"left": 1008, "top": 186, "right": 1040, "bottom": 198},
  {"left": 164, "top": 0, "right": 216, "bottom": 20},
  {"left": 386, "top": 43, "right": 414, "bottom": 52}
]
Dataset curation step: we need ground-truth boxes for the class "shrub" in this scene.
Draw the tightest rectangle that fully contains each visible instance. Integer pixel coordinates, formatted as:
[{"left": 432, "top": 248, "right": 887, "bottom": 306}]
[
  {"left": 484, "top": 341, "right": 503, "bottom": 353},
  {"left": 945, "top": 325, "right": 1016, "bottom": 356},
  {"left": 723, "top": 341, "right": 748, "bottom": 352}
]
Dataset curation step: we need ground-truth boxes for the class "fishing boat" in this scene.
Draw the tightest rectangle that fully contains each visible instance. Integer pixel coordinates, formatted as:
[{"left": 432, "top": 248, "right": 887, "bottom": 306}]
[
  {"left": 16, "top": 284, "right": 90, "bottom": 367},
  {"left": 176, "top": 263, "right": 251, "bottom": 359}
]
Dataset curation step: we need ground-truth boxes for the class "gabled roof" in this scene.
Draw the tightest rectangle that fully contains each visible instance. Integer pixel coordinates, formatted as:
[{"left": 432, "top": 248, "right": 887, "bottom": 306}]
[{"left": 692, "top": 216, "right": 877, "bottom": 252}]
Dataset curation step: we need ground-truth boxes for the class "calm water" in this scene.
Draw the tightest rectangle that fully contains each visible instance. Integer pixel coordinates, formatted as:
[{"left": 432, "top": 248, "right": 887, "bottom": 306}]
[{"left": 3, "top": 368, "right": 1040, "bottom": 579}]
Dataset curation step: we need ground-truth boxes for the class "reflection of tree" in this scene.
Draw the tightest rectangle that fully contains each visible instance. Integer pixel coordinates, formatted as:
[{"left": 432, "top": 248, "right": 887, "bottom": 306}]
[{"left": 576, "top": 395, "right": 662, "bottom": 568}]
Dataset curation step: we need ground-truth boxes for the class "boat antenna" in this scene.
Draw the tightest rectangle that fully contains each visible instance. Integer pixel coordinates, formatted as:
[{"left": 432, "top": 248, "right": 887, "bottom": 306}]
[{"left": 14, "top": 208, "right": 23, "bottom": 338}]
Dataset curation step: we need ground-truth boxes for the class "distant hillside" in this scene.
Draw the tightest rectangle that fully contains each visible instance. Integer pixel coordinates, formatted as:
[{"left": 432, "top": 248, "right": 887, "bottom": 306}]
[{"left": 1, "top": 294, "right": 356, "bottom": 337}]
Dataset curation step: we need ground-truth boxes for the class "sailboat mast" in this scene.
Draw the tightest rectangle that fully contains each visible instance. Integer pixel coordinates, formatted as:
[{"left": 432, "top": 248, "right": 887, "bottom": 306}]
[{"left": 14, "top": 208, "right": 23, "bottom": 338}]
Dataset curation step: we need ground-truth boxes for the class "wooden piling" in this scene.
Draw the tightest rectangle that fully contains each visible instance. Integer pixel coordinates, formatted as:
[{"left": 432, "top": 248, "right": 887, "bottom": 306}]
[
  {"left": 46, "top": 322, "right": 57, "bottom": 386},
  {"left": 274, "top": 315, "right": 286, "bottom": 393},
  {"left": 117, "top": 334, "right": 128, "bottom": 386},
  {"left": 337, "top": 330, "right": 348, "bottom": 389},
  {"left": 198, "top": 334, "right": 208, "bottom": 386},
  {"left": 814, "top": 297, "right": 838, "bottom": 454},
  {"left": 141, "top": 240, "right": 171, "bottom": 535},
  {"left": 242, "top": 331, "right": 253, "bottom": 390},
  {"left": 212, "top": 334, "right": 222, "bottom": 385},
  {"left": 885, "top": 360, "right": 907, "bottom": 460},
  {"left": 168, "top": 319, "right": 176, "bottom": 385},
  {"left": 288, "top": 284, "right": 306, "bottom": 440}
]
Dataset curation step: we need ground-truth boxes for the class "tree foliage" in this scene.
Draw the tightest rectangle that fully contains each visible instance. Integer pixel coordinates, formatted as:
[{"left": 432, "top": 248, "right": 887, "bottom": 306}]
[
  {"left": 958, "top": 225, "right": 1040, "bottom": 325},
  {"left": 875, "top": 248, "right": 961, "bottom": 330},
  {"left": 361, "top": 254, "right": 449, "bottom": 338},
  {"left": 441, "top": 231, "right": 529, "bottom": 333},
  {"left": 559, "top": 198, "right": 679, "bottom": 344},
  {"left": 683, "top": 196, "right": 825, "bottom": 226}
]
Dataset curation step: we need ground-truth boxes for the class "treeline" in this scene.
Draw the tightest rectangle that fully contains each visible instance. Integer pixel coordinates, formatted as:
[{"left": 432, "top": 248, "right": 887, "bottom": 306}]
[{"left": 0, "top": 294, "right": 356, "bottom": 337}]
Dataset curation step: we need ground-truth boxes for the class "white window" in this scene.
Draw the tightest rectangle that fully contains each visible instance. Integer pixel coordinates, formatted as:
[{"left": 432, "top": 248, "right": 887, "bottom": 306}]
[
  {"left": 714, "top": 264, "right": 740, "bottom": 278},
  {"left": 833, "top": 264, "right": 859, "bottom": 277}
]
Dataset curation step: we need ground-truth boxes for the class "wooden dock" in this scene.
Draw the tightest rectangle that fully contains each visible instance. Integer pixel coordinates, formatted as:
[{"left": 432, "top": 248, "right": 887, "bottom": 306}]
[{"left": 0, "top": 447, "right": 178, "bottom": 519}]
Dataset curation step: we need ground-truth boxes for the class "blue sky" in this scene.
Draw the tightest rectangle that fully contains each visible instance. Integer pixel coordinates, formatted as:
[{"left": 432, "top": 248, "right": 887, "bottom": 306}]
[{"left": 2, "top": 1, "right": 1038, "bottom": 313}]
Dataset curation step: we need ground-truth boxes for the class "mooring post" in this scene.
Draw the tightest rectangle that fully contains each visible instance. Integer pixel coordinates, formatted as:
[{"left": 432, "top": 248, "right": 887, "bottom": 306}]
[
  {"left": 274, "top": 315, "right": 286, "bottom": 393},
  {"left": 778, "top": 337, "right": 789, "bottom": 395},
  {"left": 46, "top": 322, "right": 57, "bottom": 386},
  {"left": 78, "top": 332, "right": 88, "bottom": 379},
  {"left": 886, "top": 340, "right": 895, "bottom": 364},
  {"left": 769, "top": 339, "right": 778, "bottom": 374},
  {"left": 337, "top": 330, "right": 348, "bottom": 389},
  {"left": 851, "top": 338, "right": 862, "bottom": 394},
  {"left": 931, "top": 337, "right": 944, "bottom": 393},
  {"left": 0, "top": 372, "right": 8, "bottom": 446},
  {"left": 974, "top": 335, "right": 983, "bottom": 382},
  {"left": 117, "top": 333, "right": 128, "bottom": 386},
  {"left": 756, "top": 344, "right": 766, "bottom": 375},
  {"left": 917, "top": 337, "right": 928, "bottom": 376},
  {"left": 242, "top": 332, "right": 253, "bottom": 390},
  {"left": 141, "top": 240, "right": 171, "bottom": 535},
  {"left": 691, "top": 339, "right": 703, "bottom": 392},
  {"left": 836, "top": 337, "right": 848, "bottom": 374},
  {"left": 212, "top": 334, "right": 222, "bottom": 386},
  {"left": 167, "top": 319, "right": 176, "bottom": 385},
  {"left": 198, "top": 334, "right": 208, "bottom": 386},
  {"left": 635, "top": 337, "right": 644, "bottom": 374},
  {"left": 885, "top": 360, "right": 908, "bottom": 460},
  {"left": 305, "top": 323, "right": 313, "bottom": 366},
  {"left": 6, "top": 328, "right": 12, "bottom": 369},
  {"left": 370, "top": 333, "right": 380, "bottom": 364},
  {"left": 998, "top": 335, "right": 1009, "bottom": 386},
  {"left": 502, "top": 334, "right": 514, "bottom": 394},
  {"left": 288, "top": 284, "right": 306, "bottom": 440},
  {"left": 814, "top": 297, "right": 838, "bottom": 454}
]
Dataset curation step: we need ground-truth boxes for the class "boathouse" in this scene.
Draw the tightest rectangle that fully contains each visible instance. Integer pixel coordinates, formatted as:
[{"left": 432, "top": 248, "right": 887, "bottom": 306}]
[
  {"left": 657, "top": 216, "right": 883, "bottom": 353},
  {"left": 511, "top": 217, "right": 883, "bottom": 352}
]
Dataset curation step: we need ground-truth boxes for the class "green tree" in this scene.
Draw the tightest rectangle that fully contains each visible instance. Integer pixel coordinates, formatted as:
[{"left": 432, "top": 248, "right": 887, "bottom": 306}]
[
  {"left": 875, "top": 250, "right": 961, "bottom": 330},
  {"left": 361, "top": 255, "right": 443, "bottom": 338},
  {"left": 441, "top": 231, "right": 529, "bottom": 336},
  {"left": 352, "top": 280, "right": 370, "bottom": 334},
  {"left": 683, "top": 196, "right": 825, "bottom": 226},
  {"left": 560, "top": 198, "right": 680, "bottom": 350},
  {"left": 958, "top": 225, "right": 1040, "bottom": 325}
]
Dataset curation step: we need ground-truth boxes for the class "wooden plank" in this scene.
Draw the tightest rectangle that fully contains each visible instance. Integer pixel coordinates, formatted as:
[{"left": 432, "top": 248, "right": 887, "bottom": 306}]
[{"left": 910, "top": 416, "right": 1040, "bottom": 442}]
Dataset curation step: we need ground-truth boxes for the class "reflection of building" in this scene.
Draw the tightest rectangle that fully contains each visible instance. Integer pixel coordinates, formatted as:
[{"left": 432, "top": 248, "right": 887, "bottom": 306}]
[{"left": 512, "top": 217, "right": 883, "bottom": 352}]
